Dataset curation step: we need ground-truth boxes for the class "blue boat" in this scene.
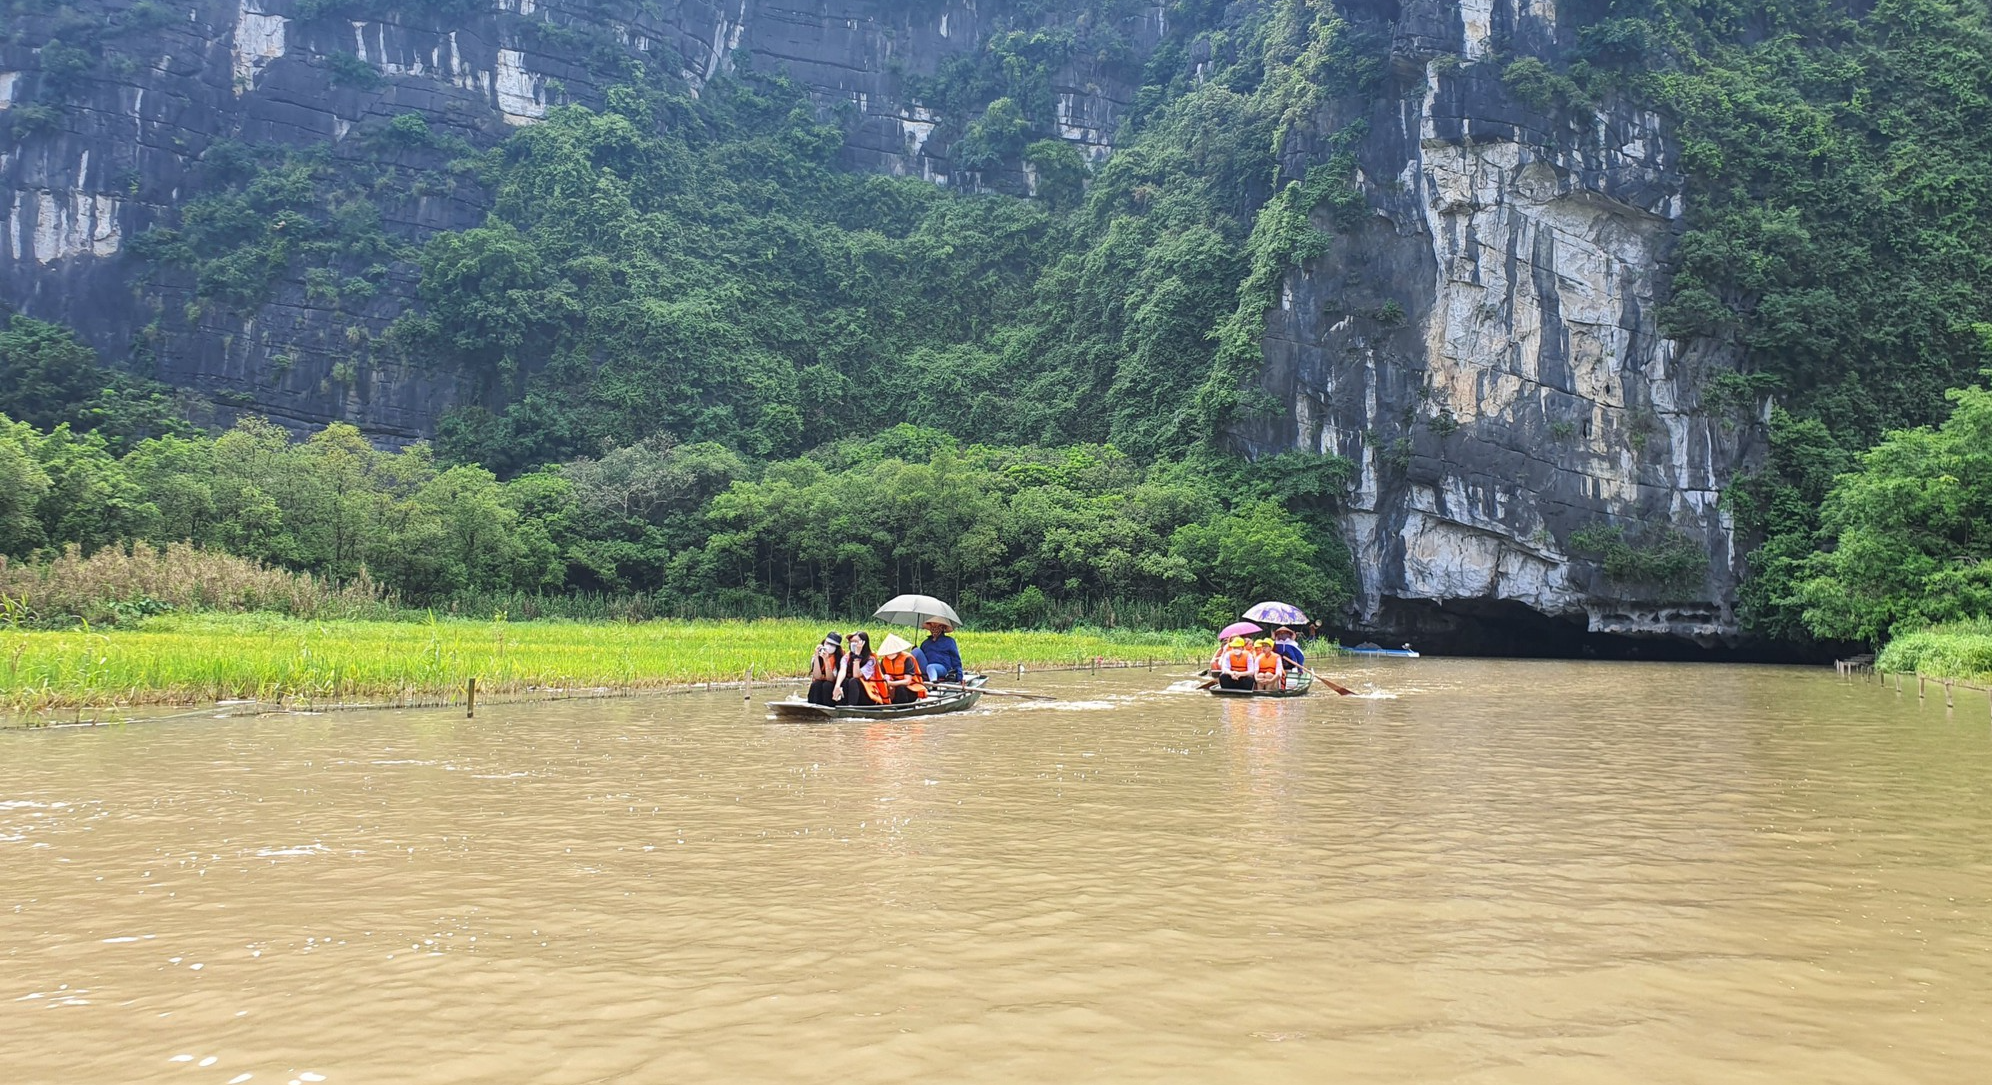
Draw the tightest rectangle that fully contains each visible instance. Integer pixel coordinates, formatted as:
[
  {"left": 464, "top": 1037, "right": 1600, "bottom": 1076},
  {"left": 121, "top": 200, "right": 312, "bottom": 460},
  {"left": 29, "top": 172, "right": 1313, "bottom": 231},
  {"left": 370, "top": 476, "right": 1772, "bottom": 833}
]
[{"left": 1342, "top": 643, "right": 1421, "bottom": 659}]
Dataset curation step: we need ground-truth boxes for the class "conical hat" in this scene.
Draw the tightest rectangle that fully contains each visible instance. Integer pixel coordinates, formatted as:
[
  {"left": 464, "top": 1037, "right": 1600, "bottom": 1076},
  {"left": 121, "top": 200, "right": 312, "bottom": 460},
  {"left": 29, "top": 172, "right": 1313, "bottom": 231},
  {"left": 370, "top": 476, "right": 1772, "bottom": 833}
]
[{"left": 878, "top": 633, "right": 913, "bottom": 655}]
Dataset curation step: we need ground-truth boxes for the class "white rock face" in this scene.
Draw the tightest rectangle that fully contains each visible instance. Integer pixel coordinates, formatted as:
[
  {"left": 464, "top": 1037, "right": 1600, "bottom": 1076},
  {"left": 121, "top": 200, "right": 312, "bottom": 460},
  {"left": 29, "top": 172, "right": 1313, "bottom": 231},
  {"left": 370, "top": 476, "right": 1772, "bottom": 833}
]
[
  {"left": 1056, "top": 93, "right": 1114, "bottom": 164},
  {"left": 899, "top": 106, "right": 938, "bottom": 161},
  {"left": 231, "top": 0, "right": 287, "bottom": 95},
  {"left": 494, "top": 49, "right": 546, "bottom": 125},
  {"left": 1458, "top": 0, "right": 1495, "bottom": 59},
  {"left": 1252, "top": 3, "right": 1745, "bottom": 646},
  {"left": 682, "top": 1, "right": 749, "bottom": 96},
  {"left": 0, "top": 71, "right": 19, "bottom": 109},
  {"left": 18, "top": 189, "right": 123, "bottom": 264}
]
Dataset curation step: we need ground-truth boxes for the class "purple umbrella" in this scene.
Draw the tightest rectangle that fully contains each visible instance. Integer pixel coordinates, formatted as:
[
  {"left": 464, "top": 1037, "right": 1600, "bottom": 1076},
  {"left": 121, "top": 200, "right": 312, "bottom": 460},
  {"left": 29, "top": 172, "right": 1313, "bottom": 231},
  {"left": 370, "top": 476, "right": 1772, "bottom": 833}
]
[
  {"left": 1216, "top": 621, "right": 1264, "bottom": 641},
  {"left": 1244, "top": 601, "right": 1309, "bottom": 625}
]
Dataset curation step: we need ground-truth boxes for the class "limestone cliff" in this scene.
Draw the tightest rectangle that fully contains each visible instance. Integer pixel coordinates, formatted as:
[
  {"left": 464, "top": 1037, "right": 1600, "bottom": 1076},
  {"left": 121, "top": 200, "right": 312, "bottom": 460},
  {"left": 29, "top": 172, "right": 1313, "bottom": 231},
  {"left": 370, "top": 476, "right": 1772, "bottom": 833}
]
[
  {"left": 0, "top": 0, "right": 1163, "bottom": 438},
  {"left": 2, "top": 0, "right": 1755, "bottom": 650},
  {"left": 1234, "top": 0, "right": 1754, "bottom": 650}
]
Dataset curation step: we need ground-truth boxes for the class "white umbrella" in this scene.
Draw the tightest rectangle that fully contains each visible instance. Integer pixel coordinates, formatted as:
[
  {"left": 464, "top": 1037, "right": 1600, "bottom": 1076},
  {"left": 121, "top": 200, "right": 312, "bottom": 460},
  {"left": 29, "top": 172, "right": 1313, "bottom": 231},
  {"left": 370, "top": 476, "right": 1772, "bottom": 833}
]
[{"left": 872, "top": 594, "right": 962, "bottom": 629}]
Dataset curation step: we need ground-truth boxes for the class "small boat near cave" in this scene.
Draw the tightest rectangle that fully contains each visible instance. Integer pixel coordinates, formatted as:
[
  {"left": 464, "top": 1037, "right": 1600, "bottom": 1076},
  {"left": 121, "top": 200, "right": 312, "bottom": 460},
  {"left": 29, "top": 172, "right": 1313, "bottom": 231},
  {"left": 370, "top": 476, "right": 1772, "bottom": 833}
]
[
  {"left": 1342, "top": 643, "right": 1421, "bottom": 659},
  {"left": 765, "top": 675, "right": 988, "bottom": 721}
]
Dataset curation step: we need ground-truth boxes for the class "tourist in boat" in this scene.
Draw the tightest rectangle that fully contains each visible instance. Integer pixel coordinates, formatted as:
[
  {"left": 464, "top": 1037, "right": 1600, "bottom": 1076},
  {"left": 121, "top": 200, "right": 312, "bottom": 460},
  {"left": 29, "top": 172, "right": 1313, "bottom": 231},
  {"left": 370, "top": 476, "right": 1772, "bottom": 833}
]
[
  {"left": 843, "top": 631, "right": 878, "bottom": 704},
  {"left": 917, "top": 618, "right": 963, "bottom": 684},
  {"left": 1252, "top": 638, "right": 1287, "bottom": 691},
  {"left": 1213, "top": 636, "right": 1259, "bottom": 690},
  {"left": 1271, "top": 627, "right": 1306, "bottom": 671},
  {"left": 806, "top": 633, "right": 845, "bottom": 706},
  {"left": 871, "top": 634, "right": 927, "bottom": 704}
]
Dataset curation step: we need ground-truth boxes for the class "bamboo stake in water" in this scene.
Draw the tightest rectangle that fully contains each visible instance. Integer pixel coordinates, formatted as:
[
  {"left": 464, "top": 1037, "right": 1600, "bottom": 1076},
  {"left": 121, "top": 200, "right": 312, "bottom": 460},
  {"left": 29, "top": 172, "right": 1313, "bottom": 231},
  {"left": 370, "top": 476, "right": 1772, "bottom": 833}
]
[{"left": 466, "top": 676, "right": 477, "bottom": 719}]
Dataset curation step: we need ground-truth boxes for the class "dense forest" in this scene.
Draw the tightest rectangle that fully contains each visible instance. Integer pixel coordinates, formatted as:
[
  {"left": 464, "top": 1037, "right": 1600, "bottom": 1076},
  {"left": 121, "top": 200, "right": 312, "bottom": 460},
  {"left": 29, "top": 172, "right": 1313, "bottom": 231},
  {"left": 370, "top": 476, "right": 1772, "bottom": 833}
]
[{"left": 6, "top": 0, "right": 1992, "bottom": 647}]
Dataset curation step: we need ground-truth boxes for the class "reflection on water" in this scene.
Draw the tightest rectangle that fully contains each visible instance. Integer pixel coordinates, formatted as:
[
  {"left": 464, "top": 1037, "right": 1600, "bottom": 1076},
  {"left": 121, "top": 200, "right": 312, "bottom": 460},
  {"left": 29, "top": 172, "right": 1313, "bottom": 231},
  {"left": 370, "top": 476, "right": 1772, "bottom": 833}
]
[{"left": 4, "top": 661, "right": 1992, "bottom": 1083}]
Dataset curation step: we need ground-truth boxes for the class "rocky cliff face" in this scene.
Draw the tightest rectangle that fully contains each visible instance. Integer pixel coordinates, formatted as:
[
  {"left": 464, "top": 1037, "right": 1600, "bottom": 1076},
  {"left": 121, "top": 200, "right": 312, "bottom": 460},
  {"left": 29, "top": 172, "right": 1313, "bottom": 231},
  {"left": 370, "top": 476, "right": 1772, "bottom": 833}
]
[
  {"left": 1231, "top": 0, "right": 1754, "bottom": 651},
  {"left": 0, "top": 0, "right": 1163, "bottom": 439},
  {"left": 4, "top": 0, "right": 1754, "bottom": 651}
]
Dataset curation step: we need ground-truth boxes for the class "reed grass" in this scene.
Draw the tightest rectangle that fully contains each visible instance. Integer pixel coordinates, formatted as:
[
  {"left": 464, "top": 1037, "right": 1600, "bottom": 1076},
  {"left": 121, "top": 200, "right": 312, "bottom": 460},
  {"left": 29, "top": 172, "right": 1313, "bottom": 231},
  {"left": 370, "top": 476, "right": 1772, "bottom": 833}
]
[
  {"left": 0, "top": 542, "right": 391, "bottom": 626},
  {"left": 0, "top": 614, "right": 1212, "bottom": 713},
  {"left": 1874, "top": 621, "right": 1992, "bottom": 683}
]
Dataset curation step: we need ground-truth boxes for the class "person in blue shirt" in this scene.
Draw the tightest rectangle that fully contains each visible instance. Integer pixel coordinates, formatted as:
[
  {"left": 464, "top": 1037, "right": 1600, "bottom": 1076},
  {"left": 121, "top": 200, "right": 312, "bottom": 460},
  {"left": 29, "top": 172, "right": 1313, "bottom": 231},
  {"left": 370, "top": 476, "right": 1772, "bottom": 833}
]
[
  {"left": 916, "top": 618, "right": 963, "bottom": 683},
  {"left": 1272, "top": 627, "right": 1306, "bottom": 671}
]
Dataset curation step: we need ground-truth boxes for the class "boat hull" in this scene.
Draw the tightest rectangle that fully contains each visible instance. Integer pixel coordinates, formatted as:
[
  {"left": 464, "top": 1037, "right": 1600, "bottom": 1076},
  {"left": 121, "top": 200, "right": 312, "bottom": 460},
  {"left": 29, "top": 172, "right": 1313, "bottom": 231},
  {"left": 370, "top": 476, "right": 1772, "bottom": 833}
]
[
  {"left": 1208, "top": 674, "right": 1313, "bottom": 698},
  {"left": 765, "top": 676, "right": 987, "bottom": 720},
  {"left": 1342, "top": 648, "right": 1420, "bottom": 658}
]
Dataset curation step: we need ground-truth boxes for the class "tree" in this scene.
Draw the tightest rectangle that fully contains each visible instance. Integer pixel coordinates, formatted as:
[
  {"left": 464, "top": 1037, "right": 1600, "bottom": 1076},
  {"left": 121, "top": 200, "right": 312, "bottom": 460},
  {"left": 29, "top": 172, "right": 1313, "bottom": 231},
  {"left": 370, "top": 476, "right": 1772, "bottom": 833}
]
[
  {"left": 1799, "top": 386, "right": 1992, "bottom": 643},
  {"left": 0, "top": 419, "right": 53, "bottom": 557},
  {"left": 0, "top": 316, "right": 104, "bottom": 432}
]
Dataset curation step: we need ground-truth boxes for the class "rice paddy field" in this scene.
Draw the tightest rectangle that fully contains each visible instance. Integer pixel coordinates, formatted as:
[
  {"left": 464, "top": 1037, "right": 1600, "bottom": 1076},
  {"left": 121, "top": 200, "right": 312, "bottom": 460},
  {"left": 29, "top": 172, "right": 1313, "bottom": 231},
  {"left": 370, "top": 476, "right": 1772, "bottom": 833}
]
[{"left": 0, "top": 614, "right": 1213, "bottom": 716}]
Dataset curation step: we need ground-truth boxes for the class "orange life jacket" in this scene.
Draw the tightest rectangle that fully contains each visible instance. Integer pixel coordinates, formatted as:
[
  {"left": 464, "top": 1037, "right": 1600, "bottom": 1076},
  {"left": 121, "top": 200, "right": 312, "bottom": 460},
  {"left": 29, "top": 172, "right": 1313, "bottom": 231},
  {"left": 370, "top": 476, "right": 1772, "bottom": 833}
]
[
  {"left": 1254, "top": 647, "right": 1284, "bottom": 675},
  {"left": 870, "top": 652, "right": 926, "bottom": 702},
  {"left": 1220, "top": 648, "right": 1255, "bottom": 674}
]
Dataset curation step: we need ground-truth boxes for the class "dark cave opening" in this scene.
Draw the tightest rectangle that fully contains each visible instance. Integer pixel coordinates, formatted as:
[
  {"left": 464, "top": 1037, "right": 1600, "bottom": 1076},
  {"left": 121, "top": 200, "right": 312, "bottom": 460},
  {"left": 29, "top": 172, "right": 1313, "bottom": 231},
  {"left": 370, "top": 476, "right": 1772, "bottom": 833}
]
[{"left": 1333, "top": 597, "right": 1844, "bottom": 664}]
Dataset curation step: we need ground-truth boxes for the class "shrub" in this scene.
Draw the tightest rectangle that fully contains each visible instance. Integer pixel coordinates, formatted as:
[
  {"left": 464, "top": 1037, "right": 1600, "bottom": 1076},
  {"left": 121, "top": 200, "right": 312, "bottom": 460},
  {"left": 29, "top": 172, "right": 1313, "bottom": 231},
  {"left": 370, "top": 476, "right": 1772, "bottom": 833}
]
[{"left": 0, "top": 542, "right": 390, "bottom": 627}]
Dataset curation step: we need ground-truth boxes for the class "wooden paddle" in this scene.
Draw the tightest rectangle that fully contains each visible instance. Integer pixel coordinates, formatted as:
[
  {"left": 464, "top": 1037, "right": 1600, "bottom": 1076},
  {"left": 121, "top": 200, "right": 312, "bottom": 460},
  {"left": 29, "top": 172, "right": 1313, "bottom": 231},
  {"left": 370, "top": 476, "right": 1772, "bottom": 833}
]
[
  {"left": 931, "top": 683, "right": 1057, "bottom": 701},
  {"left": 1295, "top": 663, "right": 1356, "bottom": 696}
]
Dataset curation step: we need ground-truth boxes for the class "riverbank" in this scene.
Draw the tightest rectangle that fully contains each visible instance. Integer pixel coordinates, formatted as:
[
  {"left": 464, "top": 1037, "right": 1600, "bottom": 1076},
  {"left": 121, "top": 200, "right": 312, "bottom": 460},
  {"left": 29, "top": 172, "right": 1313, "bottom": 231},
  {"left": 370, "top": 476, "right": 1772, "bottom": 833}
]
[
  {"left": 0, "top": 614, "right": 1212, "bottom": 714},
  {"left": 1874, "top": 621, "right": 1992, "bottom": 682}
]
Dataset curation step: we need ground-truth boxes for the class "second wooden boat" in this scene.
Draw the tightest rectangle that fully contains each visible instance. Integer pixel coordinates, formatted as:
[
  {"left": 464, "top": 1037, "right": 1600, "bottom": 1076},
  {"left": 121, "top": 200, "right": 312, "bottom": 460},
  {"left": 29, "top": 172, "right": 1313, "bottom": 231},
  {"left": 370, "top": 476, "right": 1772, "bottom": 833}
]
[{"left": 765, "top": 675, "right": 988, "bottom": 720}]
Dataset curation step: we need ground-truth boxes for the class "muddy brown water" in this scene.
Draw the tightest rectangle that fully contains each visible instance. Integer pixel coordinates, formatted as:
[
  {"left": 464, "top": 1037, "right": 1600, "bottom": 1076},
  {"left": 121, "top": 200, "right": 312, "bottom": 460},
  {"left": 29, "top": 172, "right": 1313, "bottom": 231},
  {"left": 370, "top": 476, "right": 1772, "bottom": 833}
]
[{"left": 4, "top": 660, "right": 1991, "bottom": 1084}]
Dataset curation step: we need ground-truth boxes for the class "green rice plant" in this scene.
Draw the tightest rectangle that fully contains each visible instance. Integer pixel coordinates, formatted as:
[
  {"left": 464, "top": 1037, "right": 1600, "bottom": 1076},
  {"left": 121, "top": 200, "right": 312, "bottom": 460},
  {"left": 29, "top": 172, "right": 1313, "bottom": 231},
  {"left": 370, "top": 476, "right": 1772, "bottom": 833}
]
[{"left": 0, "top": 615, "right": 1214, "bottom": 713}]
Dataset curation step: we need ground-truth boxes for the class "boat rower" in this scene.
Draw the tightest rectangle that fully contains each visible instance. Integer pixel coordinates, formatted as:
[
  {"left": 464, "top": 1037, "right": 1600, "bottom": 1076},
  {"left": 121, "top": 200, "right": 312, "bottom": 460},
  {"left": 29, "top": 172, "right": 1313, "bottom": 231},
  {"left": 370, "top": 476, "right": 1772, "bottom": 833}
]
[
  {"left": 917, "top": 618, "right": 963, "bottom": 683},
  {"left": 1271, "top": 627, "right": 1305, "bottom": 670}
]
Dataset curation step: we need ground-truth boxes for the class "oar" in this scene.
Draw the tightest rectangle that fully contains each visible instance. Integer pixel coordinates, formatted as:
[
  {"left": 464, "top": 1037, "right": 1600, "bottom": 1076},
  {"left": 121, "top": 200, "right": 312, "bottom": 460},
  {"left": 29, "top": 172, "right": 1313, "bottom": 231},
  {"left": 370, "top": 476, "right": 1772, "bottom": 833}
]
[
  {"left": 931, "top": 683, "right": 1056, "bottom": 701},
  {"left": 1294, "top": 663, "right": 1356, "bottom": 696}
]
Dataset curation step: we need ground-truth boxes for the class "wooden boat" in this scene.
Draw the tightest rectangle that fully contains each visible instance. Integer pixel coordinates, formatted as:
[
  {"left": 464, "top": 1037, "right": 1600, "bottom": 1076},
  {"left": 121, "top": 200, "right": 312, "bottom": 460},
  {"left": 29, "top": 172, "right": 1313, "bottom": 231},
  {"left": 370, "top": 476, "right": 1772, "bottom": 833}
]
[
  {"left": 1209, "top": 672, "right": 1313, "bottom": 698},
  {"left": 765, "top": 675, "right": 988, "bottom": 721}
]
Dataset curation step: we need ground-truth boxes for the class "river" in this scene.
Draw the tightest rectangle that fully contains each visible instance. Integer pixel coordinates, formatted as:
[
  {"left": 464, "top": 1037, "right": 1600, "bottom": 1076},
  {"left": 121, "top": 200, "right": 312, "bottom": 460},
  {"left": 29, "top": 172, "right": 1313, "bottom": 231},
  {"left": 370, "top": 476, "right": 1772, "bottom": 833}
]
[{"left": 3, "top": 660, "right": 1989, "bottom": 1083}]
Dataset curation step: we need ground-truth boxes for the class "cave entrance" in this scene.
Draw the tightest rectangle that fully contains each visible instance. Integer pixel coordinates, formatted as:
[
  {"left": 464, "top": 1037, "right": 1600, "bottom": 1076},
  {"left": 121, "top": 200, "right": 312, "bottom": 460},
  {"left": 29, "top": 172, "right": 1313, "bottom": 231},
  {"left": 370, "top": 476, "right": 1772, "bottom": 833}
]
[{"left": 1335, "top": 597, "right": 1834, "bottom": 663}]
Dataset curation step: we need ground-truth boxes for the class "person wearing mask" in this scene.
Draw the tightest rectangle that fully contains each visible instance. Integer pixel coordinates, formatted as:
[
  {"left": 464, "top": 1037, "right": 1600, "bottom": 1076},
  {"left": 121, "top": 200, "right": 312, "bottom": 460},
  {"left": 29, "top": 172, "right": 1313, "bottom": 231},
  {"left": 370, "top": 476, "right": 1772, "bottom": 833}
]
[
  {"left": 1213, "top": 636, "right": 1259, "bottom": 691},
  {"left": 843, "top": 631, "right": 878, "bottom": 705},
  {"left": 916, "top": 618, "right": 963, "bottom": 684},
  {"left": 871, "top": 634, "right": 927, "bottom": 705},
  {"left": 806, "top": 632, "right": 845, "bottom": 706}
]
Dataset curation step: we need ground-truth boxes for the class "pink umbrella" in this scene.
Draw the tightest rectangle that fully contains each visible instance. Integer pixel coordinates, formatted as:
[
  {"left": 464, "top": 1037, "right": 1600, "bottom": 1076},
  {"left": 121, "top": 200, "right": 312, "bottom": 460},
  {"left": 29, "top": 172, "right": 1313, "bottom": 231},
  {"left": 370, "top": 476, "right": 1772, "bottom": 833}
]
[{"left": 1216, "top": 621, "right": 1263, "bottom": 640}]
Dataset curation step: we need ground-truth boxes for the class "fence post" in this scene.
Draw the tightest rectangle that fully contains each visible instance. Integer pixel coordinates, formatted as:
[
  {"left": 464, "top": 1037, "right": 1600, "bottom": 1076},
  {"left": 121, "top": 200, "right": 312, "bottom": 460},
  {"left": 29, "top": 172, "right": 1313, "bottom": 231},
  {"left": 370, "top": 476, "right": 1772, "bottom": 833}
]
[
  {"left": 466, "top": 676, "right": 477, "bottom": 719},
  {"left": 1946, "top": 679, "right": 1955, "bottom": 708},
  {"left": 744, "top": 667, "right": 753, "bottom": 702},
  {"left": 1919, "top": 675, "right": 1926, "bottom": 699}
]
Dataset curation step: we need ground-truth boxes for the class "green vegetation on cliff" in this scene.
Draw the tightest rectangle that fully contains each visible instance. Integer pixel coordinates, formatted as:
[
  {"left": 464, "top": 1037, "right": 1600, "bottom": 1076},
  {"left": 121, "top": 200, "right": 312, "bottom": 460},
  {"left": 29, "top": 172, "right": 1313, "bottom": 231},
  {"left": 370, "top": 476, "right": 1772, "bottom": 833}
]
[
  {"left": 18, "top": 0, "right": 1992, "bottom": 654},
  {"left": 1550, "top": 0, "right": 1992, "bottom": 641}
]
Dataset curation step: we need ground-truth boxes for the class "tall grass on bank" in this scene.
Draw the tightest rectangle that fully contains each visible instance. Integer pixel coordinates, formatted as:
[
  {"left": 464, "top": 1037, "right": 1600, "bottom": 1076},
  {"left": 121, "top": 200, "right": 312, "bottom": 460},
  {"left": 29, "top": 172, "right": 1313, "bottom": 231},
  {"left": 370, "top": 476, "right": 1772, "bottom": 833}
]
[
  {"left": 1875, "top": 621, "right": 1992, "bottom": 682},
  {"left": 0, "top": 542, "right": 390, "bottom": 625},
  {"left": 0, "top": 544, "right": 1206, "bottom": 632},
  {"left": 0, "top": 614, "right": 1213, "bottom": 712},
  {"left": 407, "top": 590, "right": 1205, "bottom": 630}
]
